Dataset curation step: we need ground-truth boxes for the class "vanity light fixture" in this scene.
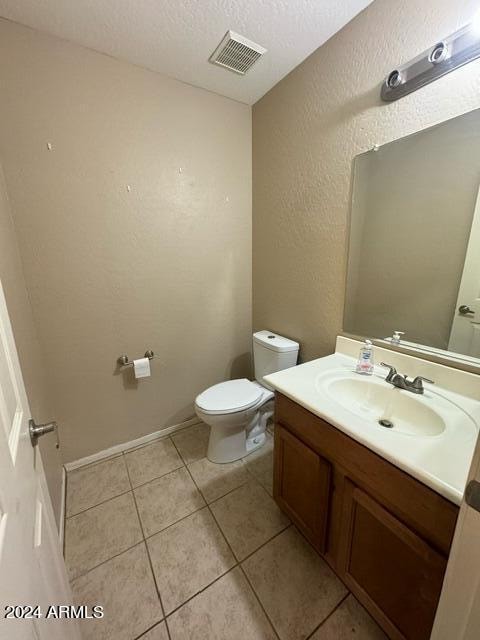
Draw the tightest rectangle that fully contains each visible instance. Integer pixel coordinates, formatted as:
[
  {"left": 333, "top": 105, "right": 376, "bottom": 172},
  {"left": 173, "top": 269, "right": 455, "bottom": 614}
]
[{"left": 381, "top": 14, "right": 480, "bottom": 102}]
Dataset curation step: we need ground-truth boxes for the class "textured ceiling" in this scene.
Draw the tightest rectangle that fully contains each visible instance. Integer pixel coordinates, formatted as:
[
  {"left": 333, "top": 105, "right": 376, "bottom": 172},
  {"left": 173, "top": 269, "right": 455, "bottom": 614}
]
[{"left": 0, "top": 0, "right": 372, "bottom": 104}]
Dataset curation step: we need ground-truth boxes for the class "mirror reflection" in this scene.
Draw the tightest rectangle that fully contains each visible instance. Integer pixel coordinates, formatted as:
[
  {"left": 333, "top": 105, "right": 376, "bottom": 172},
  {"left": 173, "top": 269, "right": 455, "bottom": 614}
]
[{"left": 344, "top": 108, "right": 480, "bottom": 361}]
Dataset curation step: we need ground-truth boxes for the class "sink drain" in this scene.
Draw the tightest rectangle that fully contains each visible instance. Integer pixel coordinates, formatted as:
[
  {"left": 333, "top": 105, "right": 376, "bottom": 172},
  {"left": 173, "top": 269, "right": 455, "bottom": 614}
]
[{"left": 379, "top": 418, "right": 394, "bottom": 429}]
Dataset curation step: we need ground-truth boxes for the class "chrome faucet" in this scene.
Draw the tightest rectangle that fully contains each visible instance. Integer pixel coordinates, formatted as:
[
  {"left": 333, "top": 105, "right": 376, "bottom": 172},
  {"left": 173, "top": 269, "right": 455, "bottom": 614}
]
[{"left": 380, "top": 363, "right": 434, "bottom": 395}]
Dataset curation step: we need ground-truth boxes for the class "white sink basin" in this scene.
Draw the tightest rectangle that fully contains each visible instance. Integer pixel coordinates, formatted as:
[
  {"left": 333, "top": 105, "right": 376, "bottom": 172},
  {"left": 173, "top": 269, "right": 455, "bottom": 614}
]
[
  {"left": 317, "top": 372, "right": 446, "bottom": 437},
  {"left": 264, "top": 348, "right": 480, "bottom": 505}
]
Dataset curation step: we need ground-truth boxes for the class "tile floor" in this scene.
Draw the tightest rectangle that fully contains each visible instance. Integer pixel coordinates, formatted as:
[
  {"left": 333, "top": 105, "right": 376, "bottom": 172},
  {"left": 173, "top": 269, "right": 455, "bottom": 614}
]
[{"left": 65, "top": 422, "right": 387, "bottom": 640}]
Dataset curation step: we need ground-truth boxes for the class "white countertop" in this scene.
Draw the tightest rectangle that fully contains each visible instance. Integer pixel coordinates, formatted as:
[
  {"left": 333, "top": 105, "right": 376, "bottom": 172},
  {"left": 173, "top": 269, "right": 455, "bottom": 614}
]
[{"left": 265, "top": 351, "right": 480, "bottom": 505}]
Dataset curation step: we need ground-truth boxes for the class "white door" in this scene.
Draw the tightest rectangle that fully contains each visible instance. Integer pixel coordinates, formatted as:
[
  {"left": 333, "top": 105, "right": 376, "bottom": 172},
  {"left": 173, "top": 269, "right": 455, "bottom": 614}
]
[
  {"left": 431, "top": 435, "right": 480, "bottom": 640},
  {"left": 448, "top": 184, "right": 480, "bottom": 357},
  {"left": 0, "top": 280, "right": 81, "bottom": 639}
]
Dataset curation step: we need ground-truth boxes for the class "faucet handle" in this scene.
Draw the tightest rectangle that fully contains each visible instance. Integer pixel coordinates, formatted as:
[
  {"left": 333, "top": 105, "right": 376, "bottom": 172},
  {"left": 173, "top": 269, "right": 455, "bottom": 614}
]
[
  {"left": 409, "top": 376, "right": 435, "bottom": 394},
  {"left": 380, "top": 362, "right": 397, "bottom": 382},
  {"left": 411, "top": 375, "right": 434, "bottom": 388}
]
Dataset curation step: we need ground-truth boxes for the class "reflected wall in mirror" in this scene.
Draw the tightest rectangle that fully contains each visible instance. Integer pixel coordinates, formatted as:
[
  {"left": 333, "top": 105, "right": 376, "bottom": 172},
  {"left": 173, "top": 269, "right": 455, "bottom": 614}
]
[{"left": 344, "top": 108, "right": 480, "bottom": 362}]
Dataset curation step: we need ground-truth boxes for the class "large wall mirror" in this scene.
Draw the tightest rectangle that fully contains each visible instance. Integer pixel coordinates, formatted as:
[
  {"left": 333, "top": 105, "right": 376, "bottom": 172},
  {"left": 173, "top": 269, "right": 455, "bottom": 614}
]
[{"left": 344, "top": 108, "right": 480, "bottom": 365}]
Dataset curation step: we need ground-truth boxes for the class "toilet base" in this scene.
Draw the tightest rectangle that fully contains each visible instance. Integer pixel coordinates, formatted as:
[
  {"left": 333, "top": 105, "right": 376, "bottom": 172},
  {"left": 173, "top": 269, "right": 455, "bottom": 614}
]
[
  {"left": 205, "top": 404, "right": 272, "bottom": 464},
  {"left": 207, "top": 422, "right": 249, "bottom": 464},
  {"left": 207, "top": 428, "right": 266, "bottom": 464},
  {"left": 197, "top": 387, "right": 274, "bottom": 465},
  {"left": 246, "top": 431, "right": 266, "bottom": 454}
]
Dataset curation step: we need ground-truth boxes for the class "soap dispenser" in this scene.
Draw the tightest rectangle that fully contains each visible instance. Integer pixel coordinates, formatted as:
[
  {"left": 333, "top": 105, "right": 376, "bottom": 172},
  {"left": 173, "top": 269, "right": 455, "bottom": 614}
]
[
  {"left": 391, "top": 330, "right": 405, "bottom": 345},
  {"left": 356, "top": 339, "right": 374, "bottom": 375}
]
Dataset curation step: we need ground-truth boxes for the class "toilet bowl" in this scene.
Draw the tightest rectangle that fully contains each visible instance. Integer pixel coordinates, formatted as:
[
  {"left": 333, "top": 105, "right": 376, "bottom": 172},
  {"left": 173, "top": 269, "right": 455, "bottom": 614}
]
[
  {"left": 195, "top": 331, "right": 299, "bottom": 463},
  {"left": 195, "top": 379, "right": 274, "bottom": 463}
]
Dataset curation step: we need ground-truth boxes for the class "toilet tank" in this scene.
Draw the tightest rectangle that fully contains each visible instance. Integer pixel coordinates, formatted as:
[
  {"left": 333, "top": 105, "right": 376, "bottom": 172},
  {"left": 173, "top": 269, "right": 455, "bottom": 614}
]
[{"left": 253, "top": 330, "right": 299, "bottom": 390}]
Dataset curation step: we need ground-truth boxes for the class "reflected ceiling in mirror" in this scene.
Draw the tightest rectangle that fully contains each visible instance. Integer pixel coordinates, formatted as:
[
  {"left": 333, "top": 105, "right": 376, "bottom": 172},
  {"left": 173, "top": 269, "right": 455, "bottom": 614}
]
[{"left": 344, "top": 108, "right": 480, "bottom": 364}]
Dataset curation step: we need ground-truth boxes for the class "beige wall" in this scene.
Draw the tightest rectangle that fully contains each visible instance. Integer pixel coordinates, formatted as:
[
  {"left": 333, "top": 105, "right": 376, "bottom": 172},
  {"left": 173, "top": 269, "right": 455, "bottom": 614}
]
[
  {"left": 0, "top": 20, "right": 252, "bottom": 462},
  {"left": 252, "top": 0, "right": 480, "bottom": 363},
  {"left": 0, "top": 167, "right": 63, "bottom": 524}
]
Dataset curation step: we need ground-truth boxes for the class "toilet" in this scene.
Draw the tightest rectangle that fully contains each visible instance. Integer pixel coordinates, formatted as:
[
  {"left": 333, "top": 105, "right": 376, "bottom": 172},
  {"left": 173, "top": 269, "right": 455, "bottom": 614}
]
[{"left": 195, "top": 330, "right": 299, "bottom": 463}]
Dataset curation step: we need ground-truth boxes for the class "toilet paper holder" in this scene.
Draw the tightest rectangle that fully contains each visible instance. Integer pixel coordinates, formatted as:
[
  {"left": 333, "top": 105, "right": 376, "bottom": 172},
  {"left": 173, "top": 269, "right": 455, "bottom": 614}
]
[{"left": 117, "top": 350, "right": 154, "bottom": 367}]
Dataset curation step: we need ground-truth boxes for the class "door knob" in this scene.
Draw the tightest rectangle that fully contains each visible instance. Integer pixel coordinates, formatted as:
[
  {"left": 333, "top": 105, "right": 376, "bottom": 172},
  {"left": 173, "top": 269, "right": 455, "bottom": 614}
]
[
  {"left": 29, "top": 419, "right": 59, "bottom": 449},
  {"left": 459, "top": 305, "right": 474, "bottom": 316}
]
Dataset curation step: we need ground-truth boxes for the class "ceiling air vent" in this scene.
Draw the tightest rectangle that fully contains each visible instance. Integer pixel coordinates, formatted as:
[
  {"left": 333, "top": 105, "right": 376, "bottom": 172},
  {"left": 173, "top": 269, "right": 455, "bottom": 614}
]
[{"left": 209, "top": 31, "right": 266, "bottom": 75}]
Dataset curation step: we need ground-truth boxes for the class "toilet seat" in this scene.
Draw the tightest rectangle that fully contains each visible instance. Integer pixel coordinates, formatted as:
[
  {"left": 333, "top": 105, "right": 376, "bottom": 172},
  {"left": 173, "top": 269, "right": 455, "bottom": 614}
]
[{"left": 195, "top": 378, "right": 263, "bottom": 415}]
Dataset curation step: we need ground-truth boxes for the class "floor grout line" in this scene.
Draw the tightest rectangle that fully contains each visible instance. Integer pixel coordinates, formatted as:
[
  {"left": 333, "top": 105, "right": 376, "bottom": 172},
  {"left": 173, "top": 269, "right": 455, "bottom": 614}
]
[
  {"left": 304, "top": 592, "right": 350, "bottom": 640},
  {"left": 123, "top": 432, "right": 186, "bottom": 456},
  {"left": 69, "top": 539, "right": 145, "bottom": 584},
  {"left": 134, "top": 620, "right": 167, "bottom": 640},
  {"left": 65, "top": 420, "right": 205, "bottom": 476},
  {"left": 211, "top": 486, "right": 286, "bottom": 640},
  {"left": 66, "top": 451, "right": 124, "bottom": 474},
  {"left": 123, "top": 452, "right": 145, "bottom": 536},
  {"left": 128, "top": 462, "right": 186, "bottom": 493},
  {"left": 237, "top": 522, "right": 293, "bottom": 564},
  {"left": 179, "top": 439, "right": 282, "bottom": 640},
  {"left": 238, "top": 564, "right": 281, "bottom": 640},
  {"left": 184, "top": 442, "right": 274, "bottom": 506},
  {"left": 66, "top": 457, "right": 139, "bottom": 582},
  {"left": 159, "top": 439, "right": 249, "bottom": 625},
  {"left": 243, "top": 461, "right": 274, "bottom": 493},
  {"left": 67, "top": 455, "right": 167, "bottom": 635},
  {"left": 67, "top": 487, "right": 285, "bottom": 608},
  {"left": 200, "top": 475, "right": 252, "bottom": 505},
  {"left": 122, "top": 450, "right": 133, "bottom": 486},
  {"left": 67, "top": 431, "right": 296, "bottom": 639},
  {"left": 66, "top": 427, "right": 366, "bottom": 639},
  {"left": 66, "top": 487, "right": 133, "bottom": 519},
  {"left": 163, "top": 565, "right": 237, "bottom": 619},
  {"left": 122, "top": 437, "right": 187, "bottom": 488},
  {"left": 65, "top": 445, "right": 187, "bottom": 519},
  {"left": 207, "top": 494, "right": 283, "bottom": 640},
  {"left": 169, "top": 423, "right": 210, "bottom": 467},
  {"left": 66, "top": 442, "right": 203, "bottom": 585},
  {"left": 158, "top": 438, "right": 188, "bottom": 640},
  {"left": 124, "top": 446, "right": 171, "bottom": 638},
  {"left": 143, "top": 503, "right": 207, "bottom": 541},
  {"left": 144, "top": 539, "right": 170, "bottom": 639}
]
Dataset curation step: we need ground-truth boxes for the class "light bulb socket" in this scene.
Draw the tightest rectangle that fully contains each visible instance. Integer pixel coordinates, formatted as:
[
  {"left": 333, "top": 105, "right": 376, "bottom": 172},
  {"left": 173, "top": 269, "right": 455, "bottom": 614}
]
[
  {"left": 386, "top": 69, "right": 403, "bottom": 89},
  {"left": 429, "top": 41, "right": 449, "bottom": 64}
]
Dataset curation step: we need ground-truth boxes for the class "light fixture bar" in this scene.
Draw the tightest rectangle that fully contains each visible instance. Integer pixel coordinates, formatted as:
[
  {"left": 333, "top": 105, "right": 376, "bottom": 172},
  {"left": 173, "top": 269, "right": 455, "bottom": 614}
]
[{"left": 381, "top": 20, "right": 480, "bottom": 102}]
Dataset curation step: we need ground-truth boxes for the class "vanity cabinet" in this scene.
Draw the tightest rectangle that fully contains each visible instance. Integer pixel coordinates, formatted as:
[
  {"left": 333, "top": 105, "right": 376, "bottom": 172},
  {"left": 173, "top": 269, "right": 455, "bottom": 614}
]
[
  {"left": 274, "top": 426, "right": 331, "bottom": 553},
  {"left": 273, "top": 393, "right": 459, "bottom": 640},
  {"left": 340, "top": 482, "right": 447, "bottom": 640}
]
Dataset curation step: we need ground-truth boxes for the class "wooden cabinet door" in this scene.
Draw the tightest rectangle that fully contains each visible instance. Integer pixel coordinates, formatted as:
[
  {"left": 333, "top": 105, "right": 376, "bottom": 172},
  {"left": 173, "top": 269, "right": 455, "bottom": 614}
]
[
  {"left": 274, "top": 424, "right": 331, "bottom": 553},
  {"left": 340, "top": 482, "right": 447, "bottom": 640}
]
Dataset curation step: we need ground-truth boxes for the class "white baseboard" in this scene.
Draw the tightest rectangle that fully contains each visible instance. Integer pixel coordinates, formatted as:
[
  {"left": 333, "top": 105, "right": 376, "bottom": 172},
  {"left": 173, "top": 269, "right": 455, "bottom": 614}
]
[
  {"left": 64, "top": 416, "right": 202, "bottom": 472},
  {"left": 59, "top": 466, "right": 66, "bottom": 548}
]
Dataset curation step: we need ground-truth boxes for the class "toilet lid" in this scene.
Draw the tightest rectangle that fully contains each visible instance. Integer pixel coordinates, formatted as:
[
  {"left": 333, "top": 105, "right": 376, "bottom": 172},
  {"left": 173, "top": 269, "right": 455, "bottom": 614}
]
[{"left": 195, "top": 379, "right": 263, "bottom": 415}]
